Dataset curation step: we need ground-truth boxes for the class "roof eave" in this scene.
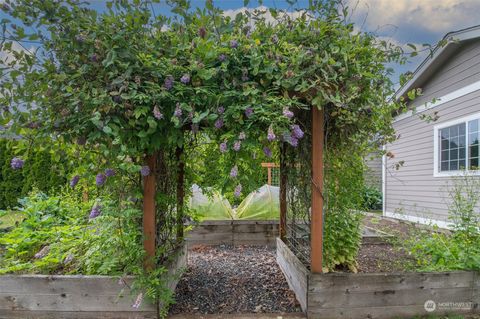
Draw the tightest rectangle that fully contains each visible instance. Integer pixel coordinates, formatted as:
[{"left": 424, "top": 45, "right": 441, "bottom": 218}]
[{"left": 394, "top": 25, "right": 480, "bottom": 102}]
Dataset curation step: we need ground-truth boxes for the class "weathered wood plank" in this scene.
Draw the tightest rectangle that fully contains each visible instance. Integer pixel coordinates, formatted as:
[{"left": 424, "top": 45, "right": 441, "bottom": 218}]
[
  {"left": 308, "top": 287, "right": 473, "bottom": 308},
  {"left": 474, "top": 271, "right": 480, "bottom": 311},
  {"left": 0, "top": 293, "right": 152, "bottom": 312},
  {"left": 307, "top": 304, "right": 472, "bottom": 319},
  {"left": 0, "top": 310, "right": 157, "bottom": 319},
  {"left": 0, "top": 275, "right": 135, "bottom": 295},
  {"left": 309, "top": 272, "right": 475, "bottom": 292},
  {"left": 0, "top": 243, "right": 187, "bottom": 318},
  {"left": 186, "top": 221, "right": 279, "bottom": 246},
  {"left": 276, "top": 237, "right": 308, "bottom": 312}
]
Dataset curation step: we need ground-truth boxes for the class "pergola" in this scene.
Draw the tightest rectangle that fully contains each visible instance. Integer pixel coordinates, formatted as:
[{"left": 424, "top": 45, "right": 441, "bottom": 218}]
[{"left": 141, "top": 107, "right": 326, "bottom": 273}]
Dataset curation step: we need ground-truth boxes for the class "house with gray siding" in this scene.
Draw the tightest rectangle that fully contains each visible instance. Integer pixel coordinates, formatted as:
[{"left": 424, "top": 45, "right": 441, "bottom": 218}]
[{"left": 380, "top": 25, "right": 480, "bottom": 228}]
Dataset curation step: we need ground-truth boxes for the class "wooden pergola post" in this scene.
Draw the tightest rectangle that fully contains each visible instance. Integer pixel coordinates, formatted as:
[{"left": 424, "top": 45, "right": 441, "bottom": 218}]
[
  {"left": 311, "top": 107, "right": 324, "bottom": 273},
  {"left": 176, "top": 146, "right": 185, "bottom": 240},
  {"left": 279, "top": 144, "right": 287, "bottom": 240},
  {"left": 143, "top": 153, "right": 157, "bottom": 270}
]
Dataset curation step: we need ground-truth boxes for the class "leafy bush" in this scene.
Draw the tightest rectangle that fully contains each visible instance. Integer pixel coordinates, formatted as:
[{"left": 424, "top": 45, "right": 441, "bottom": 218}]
[
  {"left": 406, "top": 176, "right": 480, "bottom": 271},
  {"left": 362, "top": 185, "right": 382, "bottom": 211},
  {"left": 0, "top": 139, "right": 71, "bottom": 209},
  {"left": 323, "top": 152, "right": 365, "bottom": 273},
  {"left": 0, "top": 190, "right": 144, "bottom": 275}
]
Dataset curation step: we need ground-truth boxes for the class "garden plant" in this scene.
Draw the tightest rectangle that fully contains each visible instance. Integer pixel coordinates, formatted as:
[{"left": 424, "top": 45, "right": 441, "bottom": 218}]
[{"left": 0, "top": 0, "right": 428, "bottom": 314}]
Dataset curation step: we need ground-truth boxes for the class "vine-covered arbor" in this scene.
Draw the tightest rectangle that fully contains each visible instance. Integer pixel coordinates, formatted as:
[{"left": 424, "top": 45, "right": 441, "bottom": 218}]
[{"left": 1, "top": 0, "right": 404, "bottom": 302}]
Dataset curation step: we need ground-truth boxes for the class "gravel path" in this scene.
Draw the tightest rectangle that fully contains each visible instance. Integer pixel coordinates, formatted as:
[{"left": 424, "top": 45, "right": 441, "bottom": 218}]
[{"left": 169, "top": 245, "right": 302, "bottom": 315}]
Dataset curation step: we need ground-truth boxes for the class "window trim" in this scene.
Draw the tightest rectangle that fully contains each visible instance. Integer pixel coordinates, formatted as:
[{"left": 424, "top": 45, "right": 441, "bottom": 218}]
[{"left": 433, "top": 111, "right": 480, "bottom": 177}]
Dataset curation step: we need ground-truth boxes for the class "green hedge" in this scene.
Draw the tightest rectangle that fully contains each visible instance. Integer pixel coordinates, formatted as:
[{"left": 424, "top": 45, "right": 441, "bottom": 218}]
[{"left": 0, "top": 139, "right": 70, "bottom": 209}]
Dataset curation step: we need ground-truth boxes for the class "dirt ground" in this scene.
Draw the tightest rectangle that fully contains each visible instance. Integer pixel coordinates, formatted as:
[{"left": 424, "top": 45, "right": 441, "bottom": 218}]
[{"left": 169, "top": 245, "right": 302, "bottom": 315}]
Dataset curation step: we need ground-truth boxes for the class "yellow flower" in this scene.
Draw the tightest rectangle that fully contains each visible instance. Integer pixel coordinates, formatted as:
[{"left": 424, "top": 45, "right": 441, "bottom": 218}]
[{"left": 255, "top": 39, "right": 261, "bottom": 45}]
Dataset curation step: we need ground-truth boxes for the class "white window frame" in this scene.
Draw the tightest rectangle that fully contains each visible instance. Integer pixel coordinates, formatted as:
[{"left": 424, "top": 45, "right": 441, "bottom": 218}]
[{"left": 433, "top": 111, "right": 480, "bottom": 177}]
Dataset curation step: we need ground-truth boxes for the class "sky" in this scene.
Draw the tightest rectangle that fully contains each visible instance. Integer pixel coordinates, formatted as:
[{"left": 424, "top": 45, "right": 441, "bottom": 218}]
[{"left": 2, "top": 0, "right": 480, "bottom": 85}]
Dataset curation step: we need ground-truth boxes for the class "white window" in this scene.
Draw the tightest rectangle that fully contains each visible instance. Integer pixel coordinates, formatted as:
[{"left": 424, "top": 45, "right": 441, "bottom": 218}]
[{"left": 434, "top": 113, "right": 480, "bottom": 177}]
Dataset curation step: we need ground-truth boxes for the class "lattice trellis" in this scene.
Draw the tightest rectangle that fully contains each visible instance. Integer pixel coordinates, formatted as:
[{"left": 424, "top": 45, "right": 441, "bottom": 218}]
[{"left": 282, "top": 108, "right": 313, "bottom": 267}]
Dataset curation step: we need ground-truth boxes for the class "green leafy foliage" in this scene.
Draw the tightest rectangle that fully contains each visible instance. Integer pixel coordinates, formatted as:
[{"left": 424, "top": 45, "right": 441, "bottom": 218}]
[
  {"left": 0, "top": 0, "right": 411, "bottom": 308},
  {"left": 323, "top": 150, "right": 365, "bottom": 272},
  {"left": 0, "top": 190, "right": 145, "bottom": 275},
  {"left": 405, "top": 176, "right": 480, "bottom": 271},
  {"left": 0, "top": 139, "right": 71, "bottom": 209},
  {"left": 361, "top": 185, "right": 383, "bottom": 211}
]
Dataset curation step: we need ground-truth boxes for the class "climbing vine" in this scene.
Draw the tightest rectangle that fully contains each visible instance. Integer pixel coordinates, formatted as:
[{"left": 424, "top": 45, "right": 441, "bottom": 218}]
[{"left": 0, "top": 0, "right": 407, "bottom": 308}]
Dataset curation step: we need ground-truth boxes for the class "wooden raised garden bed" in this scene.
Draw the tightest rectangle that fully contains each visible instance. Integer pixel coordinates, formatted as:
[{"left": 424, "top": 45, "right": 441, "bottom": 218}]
[
  {"left": 0, "top": 243, "right": 187, "bottom": 319},
  {"left": 276, "top": 238, "right": 479, "bottom": 319},
  {"left": 186, "top": 220, "right": 279, "bottom": 247}
]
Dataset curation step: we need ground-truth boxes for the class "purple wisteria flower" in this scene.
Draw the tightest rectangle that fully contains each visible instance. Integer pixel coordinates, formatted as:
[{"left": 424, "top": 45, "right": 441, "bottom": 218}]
[
  {"left": 174, "top": 103, "right": 183, "bottom": 117},
  {"left": 238, "top": 132, "right": 246, "bottom": 140},
  {"left": 233, "top": 140, "right": 241, "bottom": 152},
  {"left": 283, "top": 107, "right": 294, "bottom": 119},
  {"left": 164, "top": 75, "right": 174, "bottom": 90},
  {"left": 90, "top": 54, "right": 98, "bottom": 62},
  {"left": 153, "top": 106, "right": 164, "bottom": 120},
  {"left": 282, "top": 132, "right": 299, "bottom": 148},
  {"left": 132, "top": 292, "right": 144, "bottom": 309},
  {"left": 219, "top": 142, "right": 228, "bottom": 153},
  {"left": 241, "top": 74, "right": 249, "bottom": 82},
  {"left": 105, "top": 168, "right": 116, "bottom": 177},
  {"left": 263, "top": 147, "right": 272, "bottom": 158},
  {"left": 11, "top": 157, "right": 24, "bottom": 170},
  {"left": 70, "top": 175, "right": 80, "bottom": 189},
  {"left": 289, "top": 136, "right": 299, "bottom": 147},
  {"left": 214, "top": 118, "right": 224, "bottom": 129},
  {"left": 244, "top": 107, "right": 253, "bottom": 118},
  {"left": 140, "top": 165, "right": 151, "bottom": 177},
  {"left": 180, "top": 74, "right": 190, "bottom": 84},
  {"left": 267, "top": 126, "right": 276, "bottom": 142},
  {"left": 234, "top": 184, "right": 242, "bottom": 198},
  {"left": 89, "top": 204, "right": 102, "bottom": 219},
  {"left": 217, "top": 106, "right": 225, "bottom": 114},
  {"left": 230, "top": 39, "right": 238, "bottom": 48},
  {"left": 96, "top": 173, "right": 106, "bottom": 186},
  {"left": 230, "top": 165, "right": 238, "bottom": 178},
  {"left": 218, "top": 54, "right": 226, "bottom": 62},
  {"left": 291, "top": 124, "right": 304, "bottom": 139},
  {"left": 34, "top": 246, "right": 50, "bottom": 259}
]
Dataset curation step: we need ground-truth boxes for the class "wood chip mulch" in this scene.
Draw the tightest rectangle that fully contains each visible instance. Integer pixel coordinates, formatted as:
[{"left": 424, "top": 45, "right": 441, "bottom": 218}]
[{"left": 169, "top": 245, "right": 302, "bottom": 315}]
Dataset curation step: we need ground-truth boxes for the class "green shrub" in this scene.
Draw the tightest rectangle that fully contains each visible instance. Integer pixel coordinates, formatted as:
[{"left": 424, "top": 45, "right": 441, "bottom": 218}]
[
  {"left": 406, "top": 176, "right": 480, "bottom": 271},
  {"left": 362, "top": 185, "right": 382, "bottom": 211},
  {"left": 323, "top": 151, "right": 365, "bottom": 273},
  {"left": 0, "top": 140, "right": 70, "bottom": 209},
  {"left": 0, "top": 190, "right": 144, "bottom": 275}
]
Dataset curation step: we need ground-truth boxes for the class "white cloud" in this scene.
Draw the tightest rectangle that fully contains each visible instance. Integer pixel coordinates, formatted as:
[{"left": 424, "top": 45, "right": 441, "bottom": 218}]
[{"left": 349, "top": 0, "right": 480, "bottom": 35}]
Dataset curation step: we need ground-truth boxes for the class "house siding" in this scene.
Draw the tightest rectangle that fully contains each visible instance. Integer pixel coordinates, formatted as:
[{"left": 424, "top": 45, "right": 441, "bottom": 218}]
[
  {"left": 386, "top": 39, "right": 480, "bottom": 225},
  {"left": 413, "top": 40, "right": 480, "bottom": 105},
  {"left": 364, "top": 153, "right": 382, "bottom": 190}
]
